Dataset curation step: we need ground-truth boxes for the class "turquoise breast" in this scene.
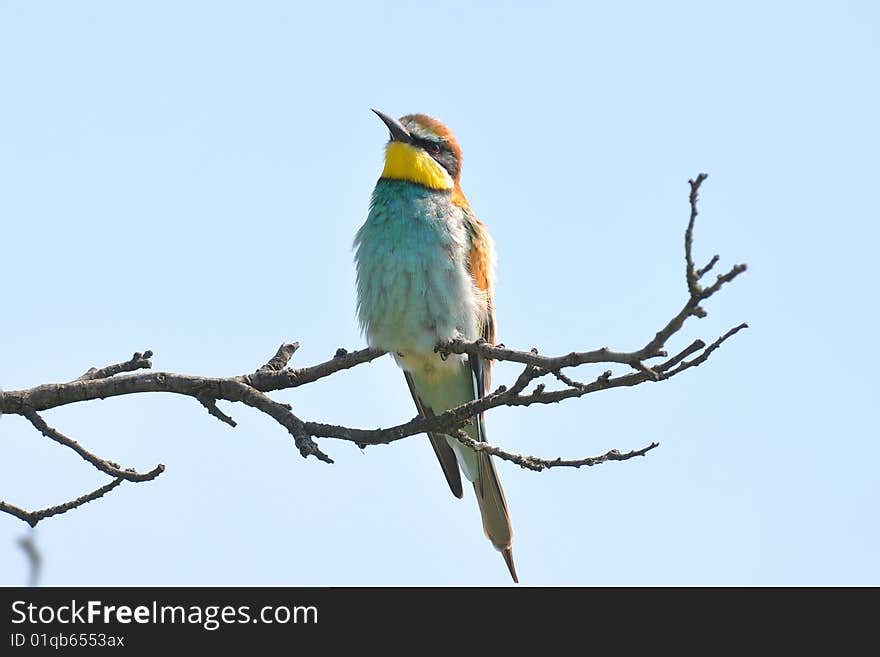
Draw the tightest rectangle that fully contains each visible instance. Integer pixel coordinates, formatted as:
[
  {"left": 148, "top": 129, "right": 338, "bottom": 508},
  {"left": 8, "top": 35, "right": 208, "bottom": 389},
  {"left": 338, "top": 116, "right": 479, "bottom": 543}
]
[{"left": 354, "top": 179, "right": 479, "bottom": 356}]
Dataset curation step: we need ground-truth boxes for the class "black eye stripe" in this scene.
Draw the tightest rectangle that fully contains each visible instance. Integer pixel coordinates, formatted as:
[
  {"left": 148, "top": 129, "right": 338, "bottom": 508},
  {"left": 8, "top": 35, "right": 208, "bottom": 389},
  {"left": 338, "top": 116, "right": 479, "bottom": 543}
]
[
  {"left": 409, "top": 134, "right": 459, "bottom": 178},
  {"left": 414, "top": 137, "right": 443, "bottom": 153}
]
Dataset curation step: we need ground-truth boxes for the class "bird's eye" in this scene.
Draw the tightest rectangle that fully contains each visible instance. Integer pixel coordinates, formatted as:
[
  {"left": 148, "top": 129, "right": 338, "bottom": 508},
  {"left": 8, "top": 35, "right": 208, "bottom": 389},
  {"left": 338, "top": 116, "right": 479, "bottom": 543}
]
[{"left": 427, "top": 142, "right": 441, "bottom": 155}]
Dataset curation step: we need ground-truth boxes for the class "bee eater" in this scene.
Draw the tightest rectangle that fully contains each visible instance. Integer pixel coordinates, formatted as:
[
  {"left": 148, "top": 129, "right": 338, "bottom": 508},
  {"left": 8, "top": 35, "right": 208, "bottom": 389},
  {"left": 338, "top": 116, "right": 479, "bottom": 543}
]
[{"left": 354, "top": 110, "right": 517, "bottom": 582}]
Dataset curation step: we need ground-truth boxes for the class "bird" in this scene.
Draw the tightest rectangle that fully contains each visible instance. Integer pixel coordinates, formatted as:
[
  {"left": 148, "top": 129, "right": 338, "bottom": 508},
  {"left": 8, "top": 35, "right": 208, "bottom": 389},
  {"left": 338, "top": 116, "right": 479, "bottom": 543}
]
[{"left": 354, "top": 109, "right": 517, "bottom": 582}]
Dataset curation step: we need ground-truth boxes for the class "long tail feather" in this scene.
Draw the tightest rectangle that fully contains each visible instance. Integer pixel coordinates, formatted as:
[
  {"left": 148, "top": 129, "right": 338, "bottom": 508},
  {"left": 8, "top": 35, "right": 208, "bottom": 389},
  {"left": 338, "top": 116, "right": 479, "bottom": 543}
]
[
  {"left": 474, "top": 449, "right": 517, "bottom": 583},
  {"left": 428, "top": 433, "right": 464, "bottom": 499},
  {"left": 404, "top": 371, "right": 464, "bottom": 498}
]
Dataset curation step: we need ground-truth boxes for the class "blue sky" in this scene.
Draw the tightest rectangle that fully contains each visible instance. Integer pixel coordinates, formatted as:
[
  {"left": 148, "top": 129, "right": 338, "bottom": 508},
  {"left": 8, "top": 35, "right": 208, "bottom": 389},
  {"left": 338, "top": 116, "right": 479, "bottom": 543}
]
[{"left": 1, "top": 0, "right": 877, "bottom": 585}]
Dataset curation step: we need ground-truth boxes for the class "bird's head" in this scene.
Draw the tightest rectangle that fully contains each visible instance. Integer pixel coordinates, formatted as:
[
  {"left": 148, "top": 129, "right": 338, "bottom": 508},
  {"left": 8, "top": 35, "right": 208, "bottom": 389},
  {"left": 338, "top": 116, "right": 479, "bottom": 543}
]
[{"left": 373, "top": 109, "right": 463, "bottom": 191}]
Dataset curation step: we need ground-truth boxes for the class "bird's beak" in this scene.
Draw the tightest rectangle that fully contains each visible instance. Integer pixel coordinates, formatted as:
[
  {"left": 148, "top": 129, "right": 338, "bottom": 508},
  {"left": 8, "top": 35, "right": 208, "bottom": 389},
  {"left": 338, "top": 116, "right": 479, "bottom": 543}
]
[{"left": 372, "top": 109, "right": 412, "bottom": 144}]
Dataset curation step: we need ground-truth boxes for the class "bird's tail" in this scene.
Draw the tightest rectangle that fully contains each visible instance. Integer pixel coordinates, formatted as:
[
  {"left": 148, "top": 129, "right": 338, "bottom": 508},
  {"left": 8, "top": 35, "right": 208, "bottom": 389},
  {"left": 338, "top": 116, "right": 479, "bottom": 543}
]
[{"left": 473, "top": 448, "right": 517, "bottom": 583}]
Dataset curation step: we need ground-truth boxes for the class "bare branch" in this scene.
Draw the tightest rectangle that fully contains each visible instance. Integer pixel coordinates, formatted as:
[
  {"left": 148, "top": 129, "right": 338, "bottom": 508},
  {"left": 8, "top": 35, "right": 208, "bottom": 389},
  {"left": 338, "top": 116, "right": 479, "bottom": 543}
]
[
  {"left": 20, "top": 406, "right": 165, "bottom": 482},
  {"left": 696, "top": 254, "right": 720, "bottom": 279},
  {"left": 0, "top": 174, "right": 746, "bottom": 526},
  {"left": 1, "top": 478, "right": 124, "bottom": 527},
  {"left": 685, "top": 173, "right": 709, "bottom": 296},
  {"left": 660, "top": 323, "right": 749, "bottom": 378},
  {"left": 76, "top": 350, "right": 153, "bottom": 381},
  {"left": 551, "top": 369, "right": 587, "bottom": 390},
  {"left": 258, "top": 342, "right": 300, "bottom": 372},
  {"left": 437, "top": 340, "right": 669, "bottom": 371},
  {"left": 244, "top": 346, "right": 386, "bottom": 393},
  {"left": 216, "top": 379, "right": 335, "bottom": 464},
  {"left": 700, "top": 263, "right": 749, "bottom": 299},
  {"left": 296, "top": 320, "right": 743, "bottom": 449},
  {"left": 439, "top": 181, "right": 745, "bottom": 375},
  {"left": 452, "top": 430, "right": 660, "bottom": 472},
  {"left": 656, "top": 339, "right": 706, "bottom": 373},
  {"left": 197, "top": 393, "right": 238, "bottom": 427}
]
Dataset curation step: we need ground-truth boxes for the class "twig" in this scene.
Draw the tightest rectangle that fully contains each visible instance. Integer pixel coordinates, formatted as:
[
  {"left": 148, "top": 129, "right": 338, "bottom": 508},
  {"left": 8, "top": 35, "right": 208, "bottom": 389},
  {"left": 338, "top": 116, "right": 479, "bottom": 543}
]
[
  {"left": 551, "top": 369, "right": 587, "bottom": 390},
  {"left": 656, "top": 339, "right": 705, "bottom": 373},
  {"left": 217, "top": 379, "right": 334, "bottom": 464},
  {"left": 76, "top": 350, "right": 153, "bottom": 381},
  {"left": 197, "top": 393, "right": 238, "bottom": 427},
  {"left": 696, "top": 254, "right": 720, "bottom": 279},
  {"left": 685, "top": 174, "right": 708, "bottom": 296},
  {"left": 1, "top": 479, "right": 124, "bottom": 527},
  {"left": 661, "top": 323, "right": 749, "bottom": 378},
  {"left": 258, "top": 342, "right": 300, "bottom": 372},
  {"left": 20, "top": 406, "right": 164, "bottom": 482},
  {"left": 452, "top": 430, "right": 660, "bottom": 472},
  {"left": 245, "top": 346, "right": 386, "bottom": 392}
]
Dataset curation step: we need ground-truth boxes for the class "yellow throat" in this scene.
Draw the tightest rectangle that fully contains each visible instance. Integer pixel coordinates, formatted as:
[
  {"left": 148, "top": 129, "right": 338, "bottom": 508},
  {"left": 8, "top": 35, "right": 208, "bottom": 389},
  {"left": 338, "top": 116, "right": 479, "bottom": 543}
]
[{"left": 380, "top": 141, "right": 454, "bottom": 190}]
